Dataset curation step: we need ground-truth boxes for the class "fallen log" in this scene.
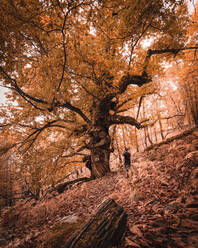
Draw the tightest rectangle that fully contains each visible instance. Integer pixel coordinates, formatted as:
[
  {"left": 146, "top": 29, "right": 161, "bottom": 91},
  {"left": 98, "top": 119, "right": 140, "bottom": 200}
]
[
  {"left": 64, "top": 198, "right": 127, "bottom": 248},
  {"left": 55, "top": 177, "right": 92, "bottom": 193},
  {"left": 40, "top": 177, "right": 92, "bottom": 201}
]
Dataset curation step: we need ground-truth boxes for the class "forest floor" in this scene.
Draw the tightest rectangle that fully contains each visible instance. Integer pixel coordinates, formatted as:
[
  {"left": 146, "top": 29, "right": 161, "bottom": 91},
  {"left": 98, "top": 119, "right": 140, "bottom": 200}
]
[{"left": 0, "top": 127, "right": 198, "bottom": 248}]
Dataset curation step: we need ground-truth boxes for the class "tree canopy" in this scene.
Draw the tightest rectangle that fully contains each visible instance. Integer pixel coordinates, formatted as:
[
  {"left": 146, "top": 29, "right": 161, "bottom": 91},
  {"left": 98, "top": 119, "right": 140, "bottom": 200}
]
[{"left": 0, "top": 0, "right": 197, "bottom": 188}]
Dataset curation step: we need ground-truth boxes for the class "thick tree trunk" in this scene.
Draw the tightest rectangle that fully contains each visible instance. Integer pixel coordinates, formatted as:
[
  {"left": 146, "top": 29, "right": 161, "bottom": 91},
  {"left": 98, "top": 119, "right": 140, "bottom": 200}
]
[
  {"left": 87, "top": 126, "right": 112, "bottom": 178},
  {"left": 64, "top": 198, "right": 127, "bottom": 248},
  {"left": 91, "top": 147, "right": 111, "bottom": 178}
]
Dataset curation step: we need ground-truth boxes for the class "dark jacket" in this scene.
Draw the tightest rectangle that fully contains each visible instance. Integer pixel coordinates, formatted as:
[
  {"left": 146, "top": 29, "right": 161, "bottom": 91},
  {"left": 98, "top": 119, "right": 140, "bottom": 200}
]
[{"left": 123, "top": 151, "right": 131, "bottom": 167}]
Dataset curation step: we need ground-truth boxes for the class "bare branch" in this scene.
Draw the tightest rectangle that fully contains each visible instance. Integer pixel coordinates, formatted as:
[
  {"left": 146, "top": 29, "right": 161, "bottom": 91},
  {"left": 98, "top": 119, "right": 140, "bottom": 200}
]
[
  {"left": 0, "top": 66, "right": 91, "bottom": 123},
  {"left": 161, "top": 113, "right": 185, "bottom": 120},
  {"left": 19, "top": 120, "right": 68, "bottom": 152},
  {"left": 116, "top": 97, "right": 133, "bottom": 110},
  {"left": 116, "top": 108, "right": 132, "bottom": 114},
  {"left": 143, "top": 46, "right": 198, "bottom": 72},
  {"left": 128, "top": 17, "right": 154, "bottom": 67},
  {"left": 136, "top": 95, "right": 144, "bottom": 119},
  {"left": 53, "top": 0, "right": 95, "bottom": 98},
  {"left": 56, "top": 101, "right": 91, "bottom": 123},
  {"left": 0, "top": 66, "right": 48, "bottom": 109},
  {"left": 54, "top": 14, "right": 67, "bottom": 94},
  {"left": 0, "top": 143, "right": 18, "bottom": 156},
  {"left": 118, "top": 46, "right": 198, "bottom": 96},
  {"left": 118, "top": 73, "right": 152, "bottom": 94},
  {"left": 109, "top": 114, "right": 143, "bottom": 129}
]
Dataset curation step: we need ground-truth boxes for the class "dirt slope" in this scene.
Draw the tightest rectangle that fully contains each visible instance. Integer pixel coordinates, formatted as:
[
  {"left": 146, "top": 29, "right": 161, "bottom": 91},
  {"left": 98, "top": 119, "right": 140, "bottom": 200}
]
[{"left": 0, "top": 128, "right": 198, "bottom": 247}]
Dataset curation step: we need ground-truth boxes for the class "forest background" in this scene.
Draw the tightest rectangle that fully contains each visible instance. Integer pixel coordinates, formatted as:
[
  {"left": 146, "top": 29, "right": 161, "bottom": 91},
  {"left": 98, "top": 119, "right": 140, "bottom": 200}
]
[{"left": 0, "top": 0, "right": 198, "bottom": 206}]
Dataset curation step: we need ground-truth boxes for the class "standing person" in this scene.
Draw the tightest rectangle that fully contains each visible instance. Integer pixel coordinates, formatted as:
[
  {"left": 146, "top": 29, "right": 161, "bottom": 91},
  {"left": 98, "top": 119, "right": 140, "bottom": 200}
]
[{"left": 123, "top": 148, "right": 131, "bottom": 178}]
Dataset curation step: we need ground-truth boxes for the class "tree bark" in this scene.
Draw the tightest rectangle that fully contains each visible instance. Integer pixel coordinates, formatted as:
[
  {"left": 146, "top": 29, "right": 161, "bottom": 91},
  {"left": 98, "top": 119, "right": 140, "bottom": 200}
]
[
  {"left": 55, "top": 177, "right": 91, "bottom": 194},
  {"left": 86, "top": 127, "right": 112, "bottom": 178},
  {"left": 91, "top": 147, "right": 111, "bottom": 178},
  {"left": 158, "top": 116, "right": 165, "bottom": 140},
  {"left": 64, "top": 198, "right": 127, "bottom": 248}
]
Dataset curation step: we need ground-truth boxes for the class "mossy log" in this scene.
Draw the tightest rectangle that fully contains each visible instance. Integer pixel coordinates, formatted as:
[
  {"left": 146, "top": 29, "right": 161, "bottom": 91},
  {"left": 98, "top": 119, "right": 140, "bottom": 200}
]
[{"left": 64, "top": 198, "right": 127, "bottom": 248}]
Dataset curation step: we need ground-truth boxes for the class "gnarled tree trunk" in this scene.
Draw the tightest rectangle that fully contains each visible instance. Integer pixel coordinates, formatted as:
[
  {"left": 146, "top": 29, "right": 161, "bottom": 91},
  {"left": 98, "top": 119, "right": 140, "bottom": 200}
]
[
  {"left": 91, "top": 147, "right": 111, "bottom": 178},
  {"left": 87, "top": 79, "right": 149, "bottom": 178},
  {"left": 87, "top": 122, "right": 112, "bottom": 178}
]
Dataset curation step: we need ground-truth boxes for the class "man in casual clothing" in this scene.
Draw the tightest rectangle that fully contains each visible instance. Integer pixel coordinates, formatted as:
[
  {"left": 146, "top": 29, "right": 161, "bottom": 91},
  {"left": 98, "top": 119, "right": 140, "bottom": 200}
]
[{"left": 123, "top": 148, "right": 131, "bottom": 178}]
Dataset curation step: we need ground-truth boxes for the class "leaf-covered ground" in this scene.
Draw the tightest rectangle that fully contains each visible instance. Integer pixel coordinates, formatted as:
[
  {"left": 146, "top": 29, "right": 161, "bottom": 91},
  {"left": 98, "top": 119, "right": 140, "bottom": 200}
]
[{"left": 1, "top": 128, "right": 198, "bottom": 248}]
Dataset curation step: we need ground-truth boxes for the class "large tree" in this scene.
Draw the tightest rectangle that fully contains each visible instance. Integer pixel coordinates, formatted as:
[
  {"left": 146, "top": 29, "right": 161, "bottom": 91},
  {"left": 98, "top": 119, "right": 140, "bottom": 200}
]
[{"left": 0, "top": 0, "right": 196, "bottom": 180}]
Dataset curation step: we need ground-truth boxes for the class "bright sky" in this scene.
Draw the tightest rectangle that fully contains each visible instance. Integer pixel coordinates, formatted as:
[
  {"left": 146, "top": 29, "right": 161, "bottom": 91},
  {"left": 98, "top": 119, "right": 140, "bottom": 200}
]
[
  {"left": 188, "top": 0, "right": 197, "bottom": 13},
  {"left": 0, "top": 86, "right": 8, "bottom": 105}
]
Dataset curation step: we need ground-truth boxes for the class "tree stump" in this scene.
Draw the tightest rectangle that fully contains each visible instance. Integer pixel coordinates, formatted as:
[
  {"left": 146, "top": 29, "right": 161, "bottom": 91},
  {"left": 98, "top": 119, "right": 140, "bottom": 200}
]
[{"left": 64, "top": 198, "right": 127, "bottom": 248}]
